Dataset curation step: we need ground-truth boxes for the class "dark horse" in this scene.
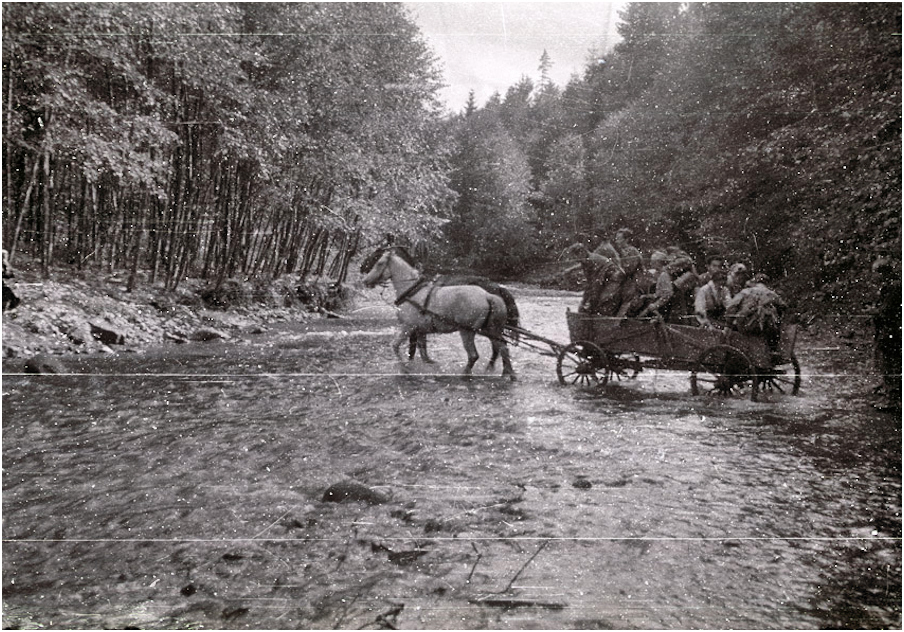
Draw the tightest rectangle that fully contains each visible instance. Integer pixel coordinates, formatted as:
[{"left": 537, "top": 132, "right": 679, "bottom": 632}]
[{"left": 360, "top": 246, "right": 520, "bottom": 364}]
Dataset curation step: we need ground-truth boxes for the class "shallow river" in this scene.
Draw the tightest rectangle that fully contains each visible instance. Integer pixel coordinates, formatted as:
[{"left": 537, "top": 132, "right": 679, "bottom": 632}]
[{"left": 2, "top": 288, "right": 901, "bottom": 629}]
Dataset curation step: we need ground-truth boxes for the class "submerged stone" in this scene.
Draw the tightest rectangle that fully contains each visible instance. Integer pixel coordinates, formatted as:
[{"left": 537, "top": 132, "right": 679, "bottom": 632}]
[{"left": 322, "top": 480, "right": 389, "bottom": 505}]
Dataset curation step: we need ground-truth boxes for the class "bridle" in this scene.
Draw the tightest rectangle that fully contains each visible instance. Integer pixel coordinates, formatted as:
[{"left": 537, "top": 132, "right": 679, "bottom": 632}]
[{"left": 368, "top": 249, "right": 420, "bottom": 284}]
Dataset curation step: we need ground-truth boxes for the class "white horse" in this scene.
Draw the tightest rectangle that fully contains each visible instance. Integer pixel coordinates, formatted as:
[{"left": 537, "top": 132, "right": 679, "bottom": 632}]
[{"left": 362, "top": 248, "right": 516, "bottom": 379}]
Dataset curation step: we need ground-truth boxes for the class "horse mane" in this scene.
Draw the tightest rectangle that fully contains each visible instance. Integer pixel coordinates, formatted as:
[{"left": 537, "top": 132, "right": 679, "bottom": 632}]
[
  {"left": 359, "top": 245, "right": 418, "bottom": 274},
  {"left": 359, "top": 249, "right": 383, "bottom": 274},
  {"left": 391, "top": 246, "right": 418, "bottom": 268}
]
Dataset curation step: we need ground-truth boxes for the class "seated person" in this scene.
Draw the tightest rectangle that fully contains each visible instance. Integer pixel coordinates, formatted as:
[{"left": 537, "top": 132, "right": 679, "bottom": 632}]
[
  {"left": 593, "top": 238, "right": 622, "bottom": 263},
  {"left": 725, "top": 274, "right": 786, "bottom": 351},
  {"left": 667, "top": 252, "right": 699, "bottom": 320},
  {"left": 696, "top": 254, "right": 727, "bottom": 286},
  {"left": 727, "top": 262, "right": 750, "bottom": 296},
  {"left": 694, "top": 269, "right": 730, "bottom": 329},
  {"left": 613, "top": 228, "right": 644, "bottom": 316},
  {"left": 565, "top": 243, "right": 624, "bottom": 315},
  {"left": 637, "top": 251, "right": 674, "bottom": 319}
]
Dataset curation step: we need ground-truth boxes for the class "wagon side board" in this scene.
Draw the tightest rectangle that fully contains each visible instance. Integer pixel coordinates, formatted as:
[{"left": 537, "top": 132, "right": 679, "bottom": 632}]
[{"left": 565, "top": 311, "right": 797, "bottom": 369}]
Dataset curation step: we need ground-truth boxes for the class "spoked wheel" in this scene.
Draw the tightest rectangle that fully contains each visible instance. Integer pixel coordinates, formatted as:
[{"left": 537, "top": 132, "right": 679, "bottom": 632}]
[
  {"left": 690, "top": 345, "right": 759, "bottom": 401},
  {"left": 557, "top": 341, "right": 610, "bottom": 388},
  {"left": 757, "top": 354, "right": 801, "bottom": 395}
]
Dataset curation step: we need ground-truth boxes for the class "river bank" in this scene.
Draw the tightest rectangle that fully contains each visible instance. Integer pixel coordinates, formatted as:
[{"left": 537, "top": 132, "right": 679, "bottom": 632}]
[{"left": 1, "top": 265, "right": 347, "bottom": 362}]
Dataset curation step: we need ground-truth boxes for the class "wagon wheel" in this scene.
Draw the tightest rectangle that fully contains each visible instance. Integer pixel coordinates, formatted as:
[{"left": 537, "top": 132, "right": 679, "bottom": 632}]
[
  {"left": 557, "top": 341, "right": 610, "bottom": 388},
  {"left": 757, "top": 354, "right": 801, "bottom": 396},
  {"left": 690, "top": 345, "right": 759, "bottom": 401}
]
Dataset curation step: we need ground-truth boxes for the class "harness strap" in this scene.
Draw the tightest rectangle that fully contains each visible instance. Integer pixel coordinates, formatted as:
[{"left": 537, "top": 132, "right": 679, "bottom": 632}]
[
  {"left": 396, "top": 283, "right": 503, "bottom": 340},
  {"left": 422, "top": 284, "right": 437, "bottom": 314},
  {"left": 394, "top": 277, "right": 429, "bottom": 307}
]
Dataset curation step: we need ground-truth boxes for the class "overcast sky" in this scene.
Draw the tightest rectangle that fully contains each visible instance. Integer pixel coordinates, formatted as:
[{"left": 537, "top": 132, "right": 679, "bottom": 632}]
[{"left": 406, "top": 2, "right": 624, "bottom": 113}]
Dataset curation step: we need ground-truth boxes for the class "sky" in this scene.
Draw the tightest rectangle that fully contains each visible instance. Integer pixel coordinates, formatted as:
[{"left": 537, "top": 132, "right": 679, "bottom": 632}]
[{"left": 406, "top": 2, "right": 624, "bottom": 113}]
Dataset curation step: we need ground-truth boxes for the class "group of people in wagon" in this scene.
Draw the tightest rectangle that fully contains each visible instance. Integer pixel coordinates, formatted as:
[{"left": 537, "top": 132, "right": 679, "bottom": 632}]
[{"left": 565, "top": 229, "right": 786, "bottom": 349}]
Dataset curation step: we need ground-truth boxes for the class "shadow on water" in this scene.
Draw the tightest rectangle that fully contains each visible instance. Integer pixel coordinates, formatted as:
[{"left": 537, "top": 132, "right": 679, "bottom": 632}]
[
  {"left": 749, "top": 410, "right": 902, "bottom": 629},
  {"left": 803, "top": 538, "right": 902, "bottom": 629}
]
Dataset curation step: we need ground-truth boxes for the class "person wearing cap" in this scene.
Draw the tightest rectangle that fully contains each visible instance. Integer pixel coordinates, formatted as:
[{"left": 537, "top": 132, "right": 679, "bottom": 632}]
[
  {"left": 694, "top": 268, "right": 730, "bottom": 329},
  {"left": 727, "top": 262, "right": 750, "bottom": 296}
]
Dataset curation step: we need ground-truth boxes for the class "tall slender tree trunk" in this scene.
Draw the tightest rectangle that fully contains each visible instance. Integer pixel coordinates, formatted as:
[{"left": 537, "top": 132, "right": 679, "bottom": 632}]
[{"left": 40, "top": 143, "right": 52, "bottom": 278}]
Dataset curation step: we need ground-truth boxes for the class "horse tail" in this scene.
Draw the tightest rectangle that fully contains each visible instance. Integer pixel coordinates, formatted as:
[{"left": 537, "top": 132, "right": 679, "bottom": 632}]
[
  {"left": 475, "top": 283, "right": 519, "bottom": 343},
  {"left": 492, "top": 286, "right": 520, "bottom": 341}
]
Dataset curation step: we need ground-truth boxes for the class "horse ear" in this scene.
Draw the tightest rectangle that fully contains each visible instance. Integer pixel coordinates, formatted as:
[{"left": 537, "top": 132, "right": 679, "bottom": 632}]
[{"left": 360, "top": 248, "right": 384, "bottom": 274}]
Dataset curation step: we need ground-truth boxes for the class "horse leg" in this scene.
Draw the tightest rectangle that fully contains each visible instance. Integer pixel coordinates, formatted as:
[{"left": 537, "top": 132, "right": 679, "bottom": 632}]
[
  {"left": 459, "top": 330, "right": 479, "bottom": 375},
  {"left": 392, "top": 330, "right": 411, "bottom": 363},
  {"left": 486, "top": 342, "right": 499, "bottom": 371},
  {"left": 498, "top": 342, "right": 516, "bottom": 380},
  {"left": 485, "top": 328, "right": 516, "bottom": 380},
  {"left": 417, "top": 333, "right": 435, "bottom": 364},
  {"left": 407, "top": 333, "right": 418, "bottom": 360}
]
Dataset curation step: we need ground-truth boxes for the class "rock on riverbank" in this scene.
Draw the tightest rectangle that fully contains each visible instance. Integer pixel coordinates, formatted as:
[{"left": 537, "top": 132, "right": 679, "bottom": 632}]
[{"left": 1, "top": 268, "right": 347, "bottom": 361}]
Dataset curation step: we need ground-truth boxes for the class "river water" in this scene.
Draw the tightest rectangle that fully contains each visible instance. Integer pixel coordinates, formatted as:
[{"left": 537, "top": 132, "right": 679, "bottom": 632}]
[{"left": 2, "top": 287, "right": 900, "bottom": 629}]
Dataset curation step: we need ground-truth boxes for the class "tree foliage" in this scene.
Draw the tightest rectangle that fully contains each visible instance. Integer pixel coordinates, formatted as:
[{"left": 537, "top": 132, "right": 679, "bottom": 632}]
[
  {"left": 3, "top": 2, "right": 453, "bottom": 288},
  {"left": 4, "top": 3, "right": 898, "bottom": 313},
  {"left": 440, "top": 2, "right": 900, "bottom": 310}
]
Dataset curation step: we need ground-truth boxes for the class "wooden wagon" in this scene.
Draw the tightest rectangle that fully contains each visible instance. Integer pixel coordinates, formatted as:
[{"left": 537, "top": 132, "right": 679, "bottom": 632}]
[{"left": 545, "top": 310, "right": 800, "bottom": 400}]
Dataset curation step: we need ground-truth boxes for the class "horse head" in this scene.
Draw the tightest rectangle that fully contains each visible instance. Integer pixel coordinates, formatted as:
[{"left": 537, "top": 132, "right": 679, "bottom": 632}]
[
  {"left": 361, "top": 249, "right": 392, "bottom": 288},
  {"left": 361, "top": 246, "right": 420, "bottom": 288}
]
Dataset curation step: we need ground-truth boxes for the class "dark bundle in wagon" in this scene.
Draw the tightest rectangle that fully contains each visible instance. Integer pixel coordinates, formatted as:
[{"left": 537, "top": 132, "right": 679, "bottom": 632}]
[{"left": 725, "top": 277, "right": 787, "bottom": 350}]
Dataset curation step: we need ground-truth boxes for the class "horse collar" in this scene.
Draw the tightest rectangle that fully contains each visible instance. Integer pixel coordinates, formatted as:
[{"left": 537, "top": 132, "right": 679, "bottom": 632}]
[{"left": 394, "top": 276, "right": 429, "bottom": 306}]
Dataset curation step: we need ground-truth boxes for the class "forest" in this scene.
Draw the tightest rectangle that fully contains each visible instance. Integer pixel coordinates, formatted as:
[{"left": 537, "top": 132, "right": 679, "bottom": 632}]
[{"left": 2, "top": 2, "right": 900, "bottom": 314}]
